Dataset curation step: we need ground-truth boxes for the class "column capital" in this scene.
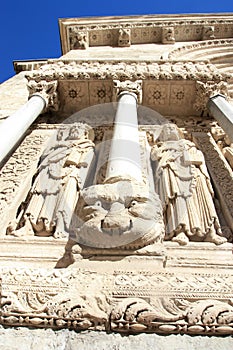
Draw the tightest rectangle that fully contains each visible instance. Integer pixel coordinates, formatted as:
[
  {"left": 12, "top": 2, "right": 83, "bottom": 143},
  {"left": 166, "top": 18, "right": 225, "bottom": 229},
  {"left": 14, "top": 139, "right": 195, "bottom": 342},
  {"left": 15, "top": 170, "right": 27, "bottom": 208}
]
[
  {"left": 113, "top": 80, "right": 142, "bottom": 104},
  {"left": 27, "top": 80, "right": 59, "bottom": 111},
  {"left": 194, "top": 80, "right": 229, "bottom": 112}
]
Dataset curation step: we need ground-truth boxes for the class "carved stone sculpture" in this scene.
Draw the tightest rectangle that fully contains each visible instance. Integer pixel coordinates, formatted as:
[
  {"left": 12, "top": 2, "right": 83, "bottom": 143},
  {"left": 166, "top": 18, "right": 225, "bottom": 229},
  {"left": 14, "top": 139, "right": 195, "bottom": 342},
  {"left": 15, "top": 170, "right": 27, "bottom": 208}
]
[
  {"left": 111, "top": 297, "right": 233, "bottom": 334},
  {"left": 7, "top": 123, "right": 95, "bottom": 238},
  {"left": 202, "top": 25, "right": 215, "bottom": 40},
  {"left": 118, "top": 28, "right": 131, "bottom": 47},
  {"left": 69, "top": 28, "right": 89, "bottom": 49},
  {"left": 162, "top": 27, "right": 175, "bottom": 44},
  {"left": 74, "top": 179, "right": 163, "bottom": 249},
  {"left": 151, "top": 124, "right": 227, "bottom": 245}
]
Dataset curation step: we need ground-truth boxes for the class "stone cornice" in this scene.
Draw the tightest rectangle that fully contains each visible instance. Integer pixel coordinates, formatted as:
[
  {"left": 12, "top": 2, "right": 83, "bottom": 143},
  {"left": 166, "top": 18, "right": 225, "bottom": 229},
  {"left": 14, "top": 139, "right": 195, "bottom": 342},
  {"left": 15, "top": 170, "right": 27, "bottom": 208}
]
[
  {"left": 59, "top": 14, "right": 233, "bottom": 54},
  {"left": 26, "top": 60, "right": 230, "bottom": 83}
]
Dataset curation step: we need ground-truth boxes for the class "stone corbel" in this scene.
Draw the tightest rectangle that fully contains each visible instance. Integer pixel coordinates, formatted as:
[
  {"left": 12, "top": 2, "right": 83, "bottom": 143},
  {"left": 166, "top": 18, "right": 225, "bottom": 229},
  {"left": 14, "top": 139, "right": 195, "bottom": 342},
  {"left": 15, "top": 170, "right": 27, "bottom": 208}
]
[
  {"left": 161, "top": 26, "right": 175, "bottom": 44},
  {"left": 69, "top": 27, "right": 89, "bottom": 49},
  {"left": 202, "top": 25, "right": 215, "bottom": 40},
  {"left": 193, "top": 81, "right": 229, "bottom": 113},
  {"left": 27, "top": 80, "right": 59, "bottom": 111},
  {"left": 118, "top": 28, "right": 131, "bottom": 47},
  {"left": 113, "top": 80, "right": 142, "bottom": 103}
]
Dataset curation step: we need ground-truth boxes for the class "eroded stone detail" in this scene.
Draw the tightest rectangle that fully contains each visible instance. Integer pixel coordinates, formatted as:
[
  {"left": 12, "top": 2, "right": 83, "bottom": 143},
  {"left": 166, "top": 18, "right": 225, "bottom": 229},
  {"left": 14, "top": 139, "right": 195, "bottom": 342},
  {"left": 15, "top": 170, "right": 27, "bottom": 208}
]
[
  {"left": 60, "top": 16, "right": 233, "bottom": 52},
  {"left": 0, "top": 130, "right": 52, "bottom": 235},
  {"left": 7, "top": 123, "right": 95, "bottom": 238},
  {"left": 69, "top": 28, "right": 89, "bottom": 49},
  {"left": 2, "top": 267, "right": 233, "bottom": 335},
  {"left": 210, "top": 123, "right": 233, "bottom": 170},
  {"left": 168, "top": 38, "right": 233, "bottom": 59},
  {"left": 27, "top": 80, "right": 59, "bottom": 111},
  {"left": 111, "top": 298, "right": 233, "bottom": 334},
  {"left": 193, "top": 132, "right": 233, "bottom": 232},
  {"left": 26, "top": 61, "right": 228, "bottom": 83},
  {"left": 118, "top": 28, "right": 131, "bottom": 47},
  {"left": 162, "top": 27, "right": 175, "bottom": 44},
  {"left": 194, "top": 81, "right": 229, "bottom": 112},
  {"left": 202, "top": 25, "right": 215, "bottom": 40},
  {"left": 113, "top": 80, "right": 142, "bottom": 103},
  {"left": 74, "top": 180, "right": 164, "bottom": 249},
  {"left": 151, "top": 124, "right": 227, "bottom": 245}
]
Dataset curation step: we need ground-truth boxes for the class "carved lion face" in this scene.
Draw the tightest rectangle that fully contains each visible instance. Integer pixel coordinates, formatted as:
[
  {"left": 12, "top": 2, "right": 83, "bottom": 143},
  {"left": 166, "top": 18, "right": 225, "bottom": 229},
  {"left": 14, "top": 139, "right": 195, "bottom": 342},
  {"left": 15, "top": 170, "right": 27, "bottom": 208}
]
[{"left": 73, "top": 180, "right": 164, "bottom": 248}]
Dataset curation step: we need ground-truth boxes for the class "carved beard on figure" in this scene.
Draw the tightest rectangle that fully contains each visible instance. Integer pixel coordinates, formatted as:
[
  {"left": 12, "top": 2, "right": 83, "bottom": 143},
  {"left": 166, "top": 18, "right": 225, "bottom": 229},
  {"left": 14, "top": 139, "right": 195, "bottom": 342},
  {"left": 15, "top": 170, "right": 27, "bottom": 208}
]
[{"left": 73, "top": 180, "right": 164, "bottom": 249}]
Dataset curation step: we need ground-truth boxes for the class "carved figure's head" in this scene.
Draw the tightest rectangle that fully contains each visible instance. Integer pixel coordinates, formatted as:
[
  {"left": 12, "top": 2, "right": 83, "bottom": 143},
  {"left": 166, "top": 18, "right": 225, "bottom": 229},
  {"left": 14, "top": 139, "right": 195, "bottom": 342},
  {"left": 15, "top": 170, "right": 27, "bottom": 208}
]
[
  {"left": 67, "top": 123, "right": 94, "bottom": 141},
  {"left": 73, "top": 180, "right": 164, "bottom": 248},
  {"left": 159, "top": 124, "right": 182, "bottom": 142}
]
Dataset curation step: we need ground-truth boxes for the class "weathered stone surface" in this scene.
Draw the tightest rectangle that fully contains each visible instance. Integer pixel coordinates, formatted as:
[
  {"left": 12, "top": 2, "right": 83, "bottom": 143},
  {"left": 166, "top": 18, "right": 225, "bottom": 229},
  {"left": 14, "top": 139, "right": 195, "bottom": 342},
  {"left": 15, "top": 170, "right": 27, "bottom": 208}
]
[
  {"left": 1, "top": 11, "right": 233, "bottom": 346},
  {"left": 0, "top": 328, "right": 233, "bottom": 350},
  {"left": 0, "top": 72, "right": 29, "bottom": 121}
]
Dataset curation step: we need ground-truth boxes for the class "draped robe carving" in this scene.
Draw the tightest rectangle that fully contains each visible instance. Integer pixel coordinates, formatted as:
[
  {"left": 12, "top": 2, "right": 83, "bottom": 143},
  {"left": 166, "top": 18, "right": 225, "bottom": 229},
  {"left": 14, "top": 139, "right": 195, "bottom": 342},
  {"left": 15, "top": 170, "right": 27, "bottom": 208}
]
[
  {"left": 151, "top": 124, "right": 227, "bottom": 245},
  {"left": 7, "top": 123, "right": 95, "bottom": 238}
]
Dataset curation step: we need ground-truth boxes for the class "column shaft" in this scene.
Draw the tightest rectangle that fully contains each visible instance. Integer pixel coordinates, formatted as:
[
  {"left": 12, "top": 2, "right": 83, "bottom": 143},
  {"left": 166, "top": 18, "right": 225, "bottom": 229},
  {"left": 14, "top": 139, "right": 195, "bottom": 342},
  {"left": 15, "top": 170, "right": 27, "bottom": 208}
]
[
  {"left": 0, "top": 95, "right": 46, "bottom": 165},
  {"left": 207, "top": 94, "right": 233, "bottom": 143},
  {"left": 105, "top": 92, "right": 142, "bottom": 183}
]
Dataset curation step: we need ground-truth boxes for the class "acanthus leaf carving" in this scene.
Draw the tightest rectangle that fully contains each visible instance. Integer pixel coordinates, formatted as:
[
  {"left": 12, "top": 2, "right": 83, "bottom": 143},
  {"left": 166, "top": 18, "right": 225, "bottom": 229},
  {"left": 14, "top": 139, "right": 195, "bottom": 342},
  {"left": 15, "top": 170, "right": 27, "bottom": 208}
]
[
  {"left": 194, "top": 81, "right": 229, "bottom": 112},
  {"left": 27, "top": 79, "right": 59, "bottom": 111},
  {"left": 110, "top": 297, "right": 233, "bottom": 334},
  {"left": 113, "top": 80, "right": 142, "bottom": 103}
]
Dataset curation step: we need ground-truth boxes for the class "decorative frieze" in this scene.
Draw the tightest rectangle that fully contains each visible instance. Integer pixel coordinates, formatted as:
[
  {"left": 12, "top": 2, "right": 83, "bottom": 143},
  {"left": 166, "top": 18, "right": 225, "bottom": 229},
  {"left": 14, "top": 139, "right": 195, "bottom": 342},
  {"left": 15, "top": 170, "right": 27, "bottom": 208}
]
[
  {"left": 26, "top": 61, "right": 229, "bottom": 83},
  {"left": 2, "top": 266, "right": 233, "bottom": 335},
  {"left": 143, "top": 81, "right": 195, "bottom": 115},
  {"left": 59, "top": 15, "right": 233, "bottom": 53}
]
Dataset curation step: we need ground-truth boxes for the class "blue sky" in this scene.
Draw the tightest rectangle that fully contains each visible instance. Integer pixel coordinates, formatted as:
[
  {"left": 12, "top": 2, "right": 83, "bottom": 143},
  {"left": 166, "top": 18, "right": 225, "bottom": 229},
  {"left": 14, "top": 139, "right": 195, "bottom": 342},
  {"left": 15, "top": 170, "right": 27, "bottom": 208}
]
[{"left": 1, "top": 0, "right": 233, "bottom": 83}]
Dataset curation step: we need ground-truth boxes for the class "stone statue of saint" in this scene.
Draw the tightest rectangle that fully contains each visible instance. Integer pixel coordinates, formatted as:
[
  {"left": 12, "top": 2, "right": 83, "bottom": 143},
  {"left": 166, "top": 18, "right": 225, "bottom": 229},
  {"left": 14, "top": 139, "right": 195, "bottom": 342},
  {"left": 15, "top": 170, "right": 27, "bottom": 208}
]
[
  {"left": 7, "top": 123, "right": 95, "bottom": 238},
  {"left": 151, "top": 124, "right": 227, "bottom": 245}
]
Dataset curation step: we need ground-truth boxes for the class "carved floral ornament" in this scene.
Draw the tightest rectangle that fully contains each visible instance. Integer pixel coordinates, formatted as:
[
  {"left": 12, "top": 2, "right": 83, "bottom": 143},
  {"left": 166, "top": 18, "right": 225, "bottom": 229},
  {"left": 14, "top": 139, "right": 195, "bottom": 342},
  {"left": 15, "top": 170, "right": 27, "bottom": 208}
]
[
  {"left": 26, "top": 61, "right": 229, "bottom": 83},
  {"left": 1, "top": 267, "right": 233, "bottom": 335},
  {"left": 25, "top": 61, "right": 230, "bottom": 111}
]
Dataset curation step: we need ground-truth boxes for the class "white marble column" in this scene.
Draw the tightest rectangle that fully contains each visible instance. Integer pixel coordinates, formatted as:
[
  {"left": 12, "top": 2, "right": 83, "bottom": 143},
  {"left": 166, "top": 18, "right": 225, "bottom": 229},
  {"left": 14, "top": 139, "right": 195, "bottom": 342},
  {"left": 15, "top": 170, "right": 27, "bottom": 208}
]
[
  {"left": 0, "top": 94, "right": 46, "bottom": 165},
  {"left": 105, "top": 91, "right": 142, "bottom": 183},
  {"left": 207, "top": 94, "right": 233, "bottom": 143}
]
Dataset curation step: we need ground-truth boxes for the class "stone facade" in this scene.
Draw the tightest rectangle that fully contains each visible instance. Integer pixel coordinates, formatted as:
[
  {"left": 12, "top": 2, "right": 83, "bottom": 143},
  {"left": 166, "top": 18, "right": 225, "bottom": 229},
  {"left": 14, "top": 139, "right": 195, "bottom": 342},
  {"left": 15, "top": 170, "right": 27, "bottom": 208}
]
[{"left": 1, "top": 13, "right": 233, "bottom": 348}]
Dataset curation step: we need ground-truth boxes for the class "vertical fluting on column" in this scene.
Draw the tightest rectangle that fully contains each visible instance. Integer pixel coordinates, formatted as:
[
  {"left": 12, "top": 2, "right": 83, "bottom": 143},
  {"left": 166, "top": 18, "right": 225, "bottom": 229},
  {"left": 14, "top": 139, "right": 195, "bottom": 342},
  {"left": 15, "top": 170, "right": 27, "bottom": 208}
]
[
  {"left": 208, "top": 94, "right": 233, "bottom": 143},
  {"left": 105, "top": 91, "right": 142, "bottom": 183},
  {"left": 0, "top": 94, "right": 46, "bottom": 165}
]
